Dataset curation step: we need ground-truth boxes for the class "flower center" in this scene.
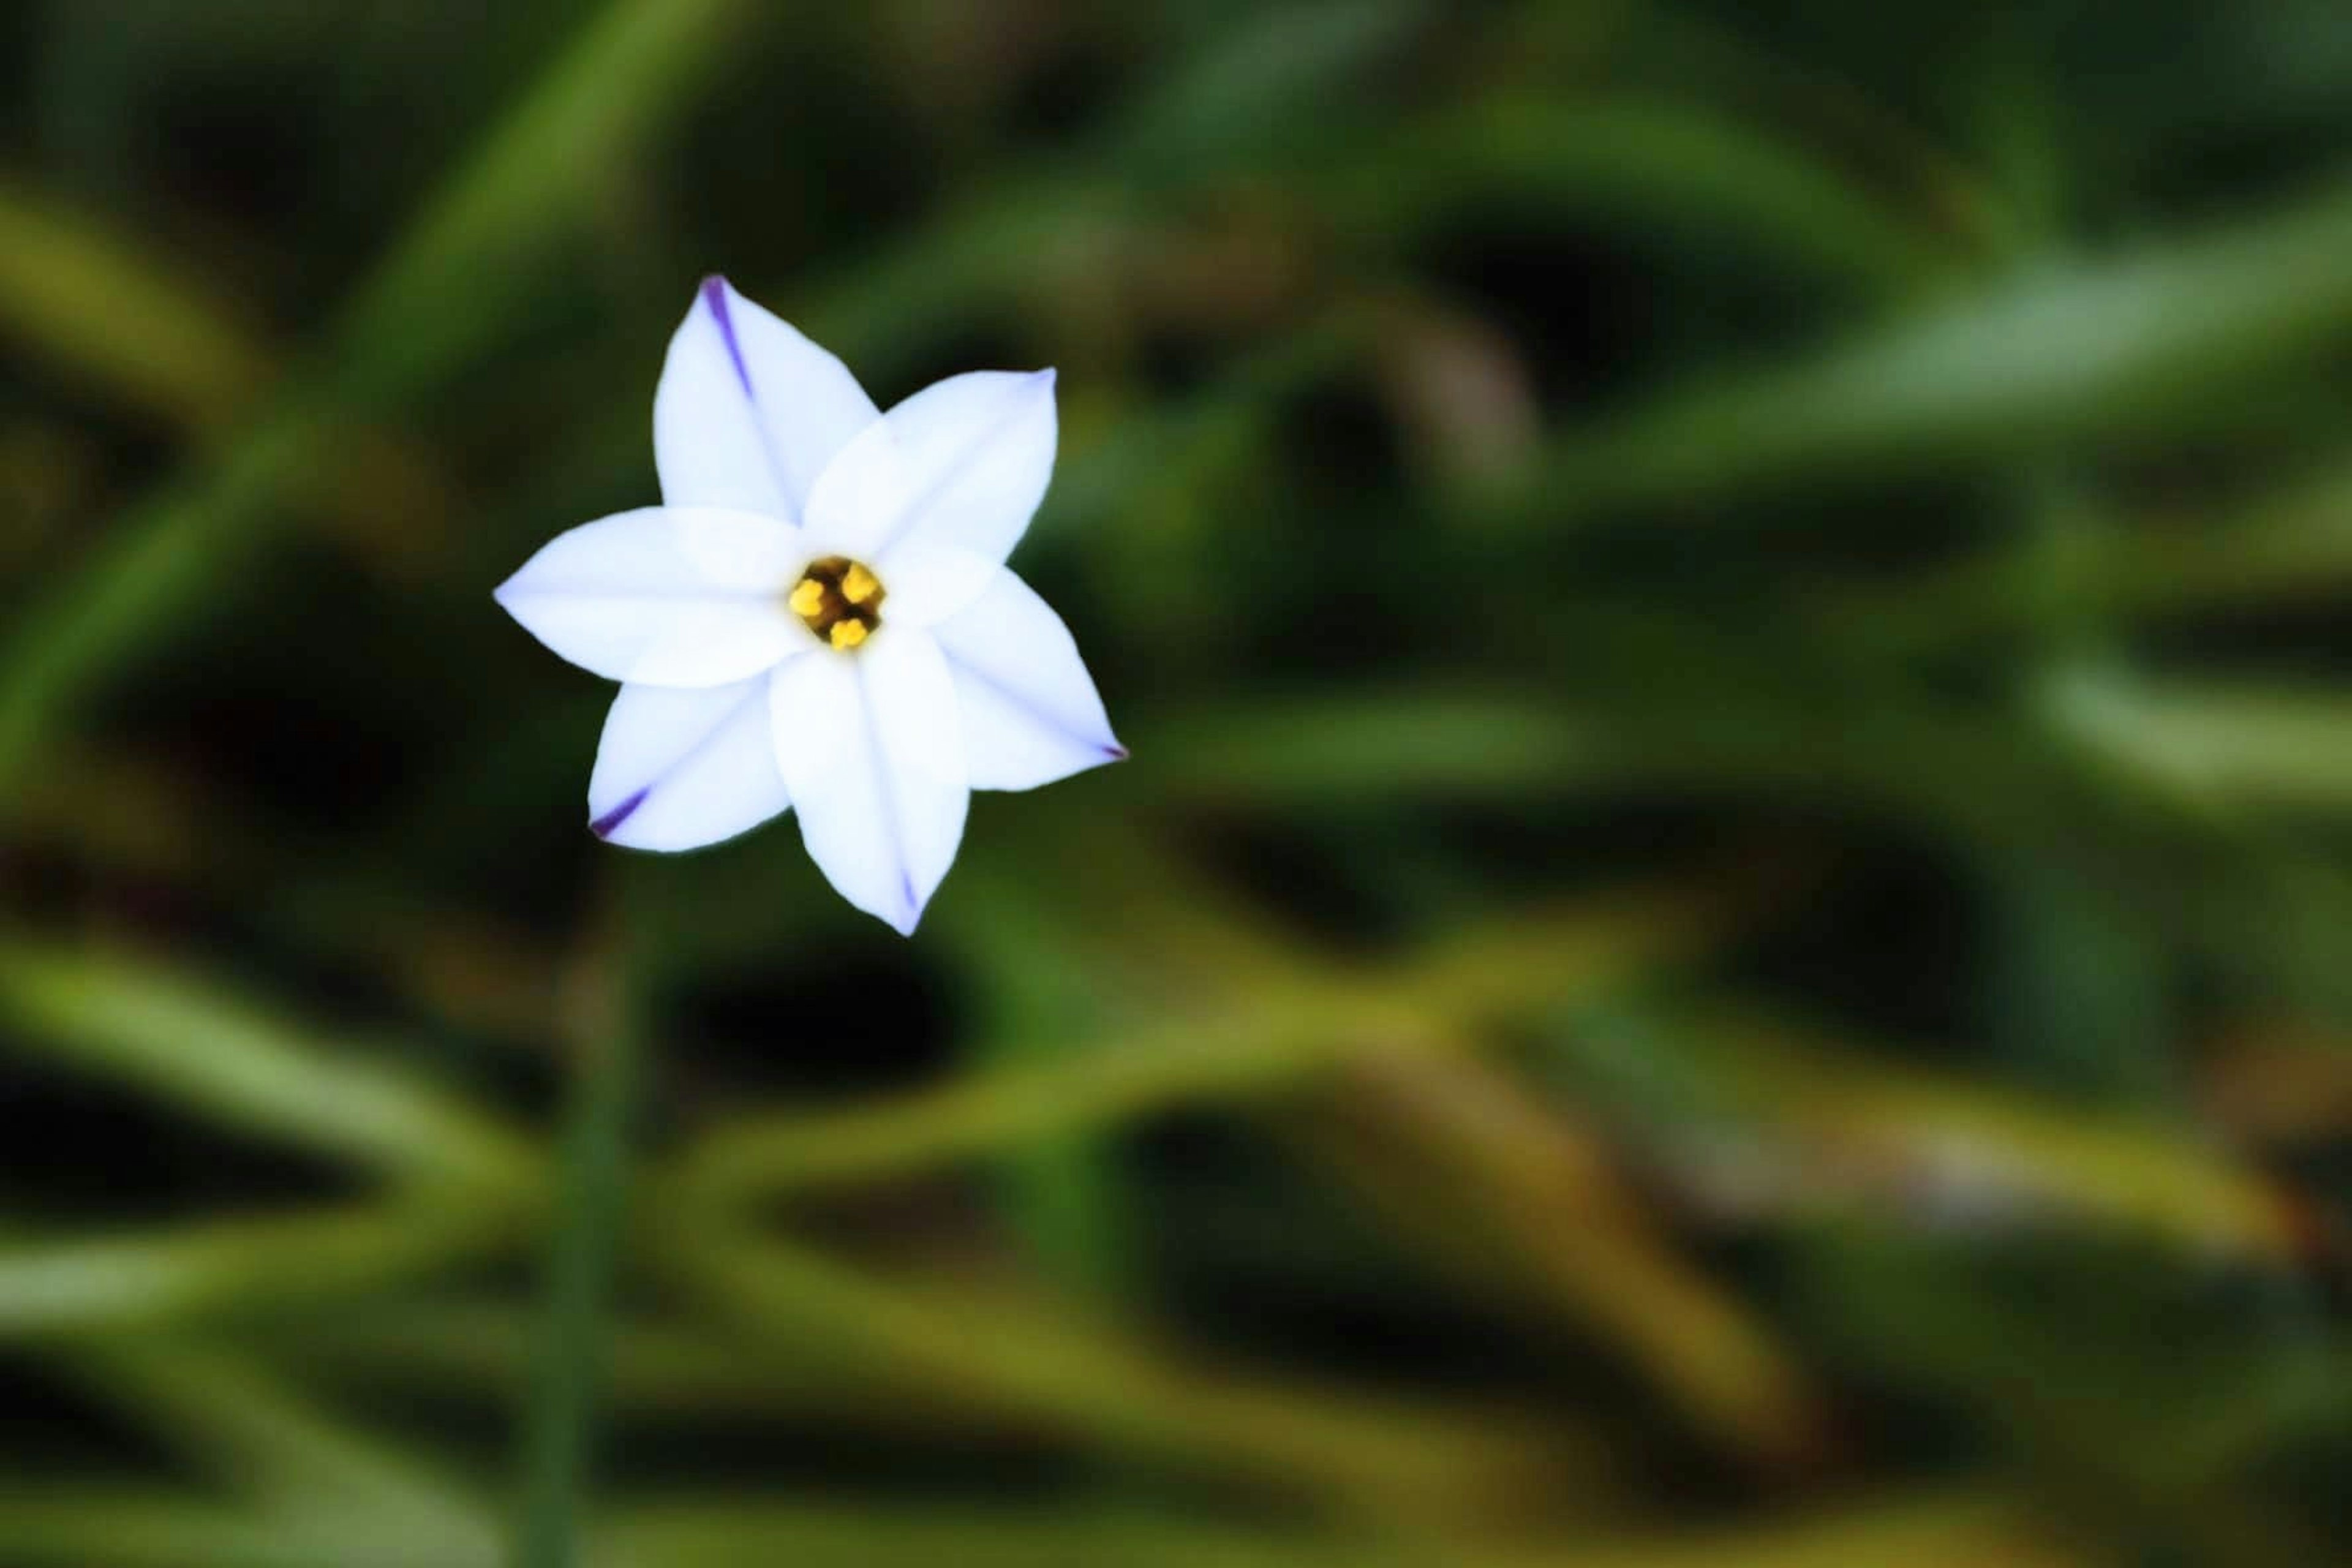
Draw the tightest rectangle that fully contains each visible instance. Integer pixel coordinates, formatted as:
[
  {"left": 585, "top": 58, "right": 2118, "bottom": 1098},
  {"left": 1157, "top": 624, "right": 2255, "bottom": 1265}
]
[{"left": 788, "top": 556, "right": 886, "bottom": 650}]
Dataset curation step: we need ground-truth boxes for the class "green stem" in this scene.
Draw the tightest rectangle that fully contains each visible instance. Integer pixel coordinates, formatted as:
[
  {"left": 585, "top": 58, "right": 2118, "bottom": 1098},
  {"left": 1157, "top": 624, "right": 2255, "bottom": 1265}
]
[{"left": 513, "top": 948, "right": 643, "bottom": 1568}]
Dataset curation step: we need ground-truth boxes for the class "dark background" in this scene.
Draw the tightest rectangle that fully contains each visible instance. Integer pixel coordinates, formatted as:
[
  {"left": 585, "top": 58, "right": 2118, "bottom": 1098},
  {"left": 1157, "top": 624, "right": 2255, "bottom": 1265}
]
[{"left": 4, "top": 1, "right": 2352, "bottom": 1563}]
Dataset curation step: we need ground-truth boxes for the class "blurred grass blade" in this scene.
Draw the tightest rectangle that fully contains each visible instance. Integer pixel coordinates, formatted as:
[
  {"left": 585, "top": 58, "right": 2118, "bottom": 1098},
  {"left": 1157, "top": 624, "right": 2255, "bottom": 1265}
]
[
  {"left": 1141, "top": 692, "right": 1610, "bottom": 802},
  {"left": 675, "top": 873, "right": 1773, "bottom": 1204},
  {"left": 1828, "top": 453, "right": 2352, "bottom": 655},
  {"left": 325, "top": 0, "right": 756, "bottom": 407},
  {"left": 965, "top": 826, "right": 1830, "bottom": 1474},
  {"left": 67, "top": 1338, "right": 491, "bottom": 1540},
  {"left": 0, "top": 1493, "right": 491, "bottom": 1568},
  {"left": 1514, "top": 167, "right": 2352, "bottom": 521},
  {"left": 655, "top": 1221, "right": 1607, "bottom": 1532},
  {"left": 1624, "top": 1005, "right": 2309, "bottom": 1262},
  {"left": 2041, "top": 674, "right": 2352, "bottom": 812},
  {"left": 1306, "top": 1046, "right": 1828, "bottom": 1472},
  {"left": 1517, "top": 1491, "right": 2082, "bottom": 1568},
  {"left": 606, "top": 1490, "right": 2073, "bottom": 1568},
  {"left": 1107, "top": 0, "right": 1430, "bottom": 171},
  {"left": 605, "top": 1503, "right": 1421, "bottom": 1568},
  {"left": 0, "top": 1492, "right": 2073, "bottom": 1568},
  {"left": 0, "top": 184, "right": 456, "bottom": 571},
  {"left": 0, "top": 1198, "right": 527, "bottom": 1338},
  {"left": 258, "top": 1301, "right": 992, "bottom": 1434},
  {"left": 0, "top": 182, "right": 272, "bottom": 432},
  {"left": 1334, "top": 96, "right": 1961, "bottom": 293},
  {"left": 0, "top": 944, "right": 535, "bottom": 1186},
  {"left": 0, "top": 0, "right": 758, "bottom": 809}
]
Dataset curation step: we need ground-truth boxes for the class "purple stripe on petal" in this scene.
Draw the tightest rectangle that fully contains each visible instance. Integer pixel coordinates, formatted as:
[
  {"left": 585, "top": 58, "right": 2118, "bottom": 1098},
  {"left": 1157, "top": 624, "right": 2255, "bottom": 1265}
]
[
  {"left": 701, "top": 275, "right": 755, "bottom": 398},
  {"left": 590, "top": 788, "right": 650, "bottom": 839}
]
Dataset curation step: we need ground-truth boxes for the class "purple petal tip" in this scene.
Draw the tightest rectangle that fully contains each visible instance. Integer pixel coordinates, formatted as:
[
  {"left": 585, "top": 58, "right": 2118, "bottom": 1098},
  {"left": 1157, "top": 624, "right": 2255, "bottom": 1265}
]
[
  {"left": 1104, "top": 744, "right": 1129, "bottom": 761},
  {"left": 699, "top": 276, "right": 754, "bottom": 396},
  {"left": 590, "top": 788, "right": 649, "bottom": 840}
]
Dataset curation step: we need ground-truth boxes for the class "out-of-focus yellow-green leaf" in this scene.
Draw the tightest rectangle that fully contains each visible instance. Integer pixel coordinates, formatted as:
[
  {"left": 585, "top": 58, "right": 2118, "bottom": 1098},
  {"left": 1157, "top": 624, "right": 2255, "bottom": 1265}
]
[
  {"left": 673, "top": 873, "right": 1768, "bottom": 1205},
  {"left": 1639, "top": 1005, "right": 2305, "bottom": 1261},
  {"left": 0, "top": 1494, "right": 426, "bottom": 1568},
  {"left": 1309, "top": 1046, "right": 1829, "bottom": 1472},
  {"left": 932, "top": 827, "right": 1828, "bottom": 1474},
  {"left": 0, "top": 944, "right": 534, "bottom": 1186},
  {"left": 1499, "top": 1491, "right": 2087, "bottom": 1568},
  {"left": 0, "top": 1199, "right": 526, "bottom": 1338},
  {"left": 255, "top": 1302, "right": 1004, "bottom": 1435},
  {"left": 2041, "top": 674, "right": 2352, "bottom": 813},
  {"left": 66, "top": 1338, "right": 489, "bottom": 1541},
  {"left": 655, "top": 1223, "right": 1608, "bottom": 1533},
  {"left": 0, "top": 184, "right": 272, "bottom": 432}
]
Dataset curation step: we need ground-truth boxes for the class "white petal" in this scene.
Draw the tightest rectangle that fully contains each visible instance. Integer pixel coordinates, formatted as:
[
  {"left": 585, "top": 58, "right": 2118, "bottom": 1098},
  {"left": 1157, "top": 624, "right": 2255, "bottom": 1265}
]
[
  {"left": 769, "top": 630, "right": 968, "bottom": 934},
  {"left": 494, "top": 507, "right": 806, "bottom": 687},
  {"left": 873, "top": 542, "right": 997, "bottom": 628},
  {"left": 654, "top": 276, "right": 880, "bottom": 521},
  {"left": 934, "top": 568, "right": 1123, "bottom": 791},
  {"left": 801, "top": 369, "right": 1057, "bottom": 565},
  {"left": 589, "top": 679, "right": 790, "bottom": 850}
]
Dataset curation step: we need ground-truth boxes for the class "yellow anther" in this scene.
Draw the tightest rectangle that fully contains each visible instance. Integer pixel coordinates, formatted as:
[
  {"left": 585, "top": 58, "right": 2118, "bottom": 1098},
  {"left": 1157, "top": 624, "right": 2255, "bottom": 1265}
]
[
  {"left": 841, "top": 562, "right": 880, "bottom": 604},
  {"left": 788, "top": 578, "right": 826, "bottom": 618},
  {"left": 829, "top": 619, "right": 869, "bottom": 650}
]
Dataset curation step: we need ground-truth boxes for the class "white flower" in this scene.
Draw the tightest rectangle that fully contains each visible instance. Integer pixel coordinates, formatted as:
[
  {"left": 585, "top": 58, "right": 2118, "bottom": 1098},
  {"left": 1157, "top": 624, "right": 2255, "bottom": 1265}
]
[{"left": 495, "top": 277, "right": 1123, "bottom": 935}]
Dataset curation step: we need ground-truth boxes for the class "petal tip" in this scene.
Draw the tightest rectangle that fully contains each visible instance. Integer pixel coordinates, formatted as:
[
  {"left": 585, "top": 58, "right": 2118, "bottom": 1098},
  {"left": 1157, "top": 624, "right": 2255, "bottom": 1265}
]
[
  {"left": 697, "top": 276, "right": 753, "bottom": 394},
  {"left": 869, "top": 867, "right": 938, "bottom": 936},
  {"left": 1102, "top": 742, "right": 1129, "bottom": 762},
  {"left": 590, "top": 787, "right": 650, "bottom": 840}
]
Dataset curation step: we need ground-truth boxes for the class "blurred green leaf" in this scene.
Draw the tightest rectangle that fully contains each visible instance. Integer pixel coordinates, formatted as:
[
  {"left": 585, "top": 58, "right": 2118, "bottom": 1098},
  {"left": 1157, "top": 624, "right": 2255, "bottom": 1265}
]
[
  {"left": 0, "top": 1199, "right": 526, "bottom": 1338},
  {"left": 0, "top": 0, "right": 761, "bottom": 807},
  {"left": 1602, "top": 1003, "right": 2308, "bottom": 1262},
  {"left": 655, "top": 1219, "right": 1608, "bottom": 1532},
  {"left": 65, "top": 1338, "right": 491, "bottom": 1541},
  {"left": 0, "top": 184, "right": 271, "bottom": 431},
  {"left": 0, "top": 944, "right": 534, "bottom": 1186},
  {"left": 1513, "top": 168, "right": 2352, "bottom": 521},
  {"left": 674, "top": 874, "right": 1771, "bottom": 1205},
  {"left": 1335, "top": 95, "right": 1963, "bottom": 293}
]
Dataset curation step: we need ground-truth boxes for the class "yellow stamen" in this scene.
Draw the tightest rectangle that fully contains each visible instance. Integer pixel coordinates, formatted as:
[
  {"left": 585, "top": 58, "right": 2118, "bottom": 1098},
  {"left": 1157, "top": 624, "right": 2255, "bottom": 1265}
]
[
  {"left": 829, "top": 619, "right": 869, "bottom": 650},
  {"left": 788, "top": 578, "right": 826, "bottom": 617},
  {"left": 840, "top": 562, "right": 880, "bottom": 604}
]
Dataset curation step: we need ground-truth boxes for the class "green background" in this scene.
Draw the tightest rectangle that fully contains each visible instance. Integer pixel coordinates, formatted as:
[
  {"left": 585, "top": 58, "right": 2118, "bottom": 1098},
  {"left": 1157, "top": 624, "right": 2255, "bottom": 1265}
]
[{"left": 4, "top": 1, "right": 2352, "bottom": 1563}]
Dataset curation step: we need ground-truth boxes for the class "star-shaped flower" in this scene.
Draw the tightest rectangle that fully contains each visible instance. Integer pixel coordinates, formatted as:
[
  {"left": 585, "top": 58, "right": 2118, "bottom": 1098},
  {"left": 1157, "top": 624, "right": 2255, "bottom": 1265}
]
[{"left": 495, "top": 277, "right": 1123, "bottom": 934}]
